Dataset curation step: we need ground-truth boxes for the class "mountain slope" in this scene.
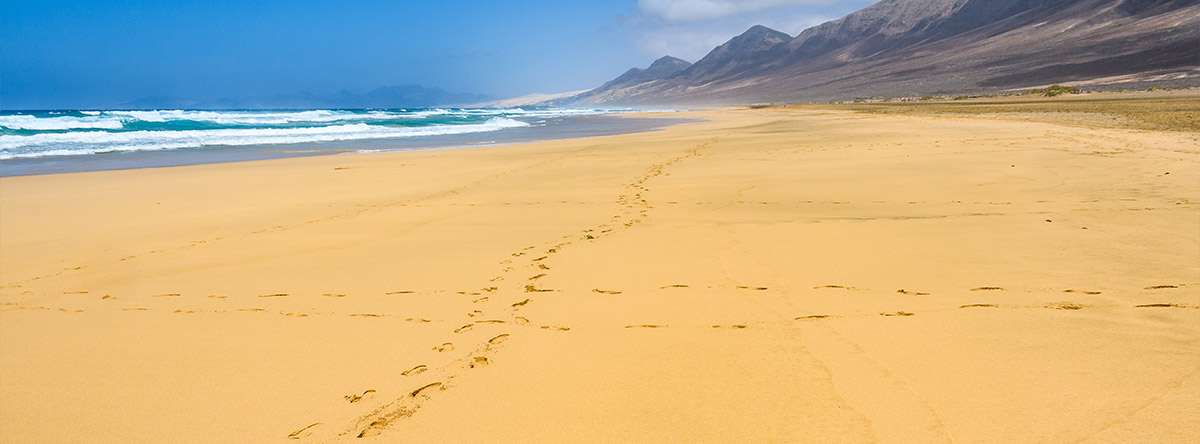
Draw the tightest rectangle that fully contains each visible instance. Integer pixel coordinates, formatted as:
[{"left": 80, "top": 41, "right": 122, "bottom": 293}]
[
  {"left": 568, "top": 56, "right": 692, "bottom": 104},
  {"left": 570, "top": 0, "right": 1199, "bottom": 105},
  {"left": 675, "top": 25, "right": 792, "bottom": 83}
]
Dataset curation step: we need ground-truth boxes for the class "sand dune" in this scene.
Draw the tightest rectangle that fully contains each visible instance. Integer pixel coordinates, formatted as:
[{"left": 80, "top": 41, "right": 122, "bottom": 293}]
[{"left": 1, "top": 101, "right": 1198, "bottom": 443}]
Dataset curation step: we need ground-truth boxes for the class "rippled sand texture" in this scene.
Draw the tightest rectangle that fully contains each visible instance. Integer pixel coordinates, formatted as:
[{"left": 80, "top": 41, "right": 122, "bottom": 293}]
[{"left": 2, "top": 101, "right": 1197, "bottom": 443}]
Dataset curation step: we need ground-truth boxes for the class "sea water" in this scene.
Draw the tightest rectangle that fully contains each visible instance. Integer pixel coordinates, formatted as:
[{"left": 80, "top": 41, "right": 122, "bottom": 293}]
[{"left": 0, "top": 108, "right": 682, "bottom": 176}]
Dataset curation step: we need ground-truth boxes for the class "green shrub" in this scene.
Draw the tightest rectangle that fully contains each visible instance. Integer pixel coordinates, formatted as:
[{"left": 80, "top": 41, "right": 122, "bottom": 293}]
[{"left": 1042, "top": 85, "right": 1080, "bottom": 97}]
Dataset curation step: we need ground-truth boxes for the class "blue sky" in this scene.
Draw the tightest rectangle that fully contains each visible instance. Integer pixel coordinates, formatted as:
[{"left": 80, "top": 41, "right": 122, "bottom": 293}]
[{"left": 2, "top": 0, "right": 877, "bottom": 108}]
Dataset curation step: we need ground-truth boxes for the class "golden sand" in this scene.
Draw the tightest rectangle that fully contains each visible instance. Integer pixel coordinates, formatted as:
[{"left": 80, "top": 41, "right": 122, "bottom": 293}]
[{"left": 1, "top": 104, "right": 1198, "bottom": 443}]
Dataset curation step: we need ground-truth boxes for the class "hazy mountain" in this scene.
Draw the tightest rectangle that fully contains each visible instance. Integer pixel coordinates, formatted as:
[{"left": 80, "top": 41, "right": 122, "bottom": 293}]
[
  {"left": 567, "top": 56, "right": 693, "bottom": 104},
  {"left": 119, "top": 85, "right": 491, "bottom": 109},
  {"left": 470, "top": 90, "right": 592, "bottom": 108},
  {"left": 568, "top": 0, "right": 1200, "bottom": 105}
]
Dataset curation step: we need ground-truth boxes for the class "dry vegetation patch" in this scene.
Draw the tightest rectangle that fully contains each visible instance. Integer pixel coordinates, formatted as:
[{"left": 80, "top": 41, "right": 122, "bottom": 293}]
[{"left": 799, "top": 89, "right": 1200, "bottom": 132}]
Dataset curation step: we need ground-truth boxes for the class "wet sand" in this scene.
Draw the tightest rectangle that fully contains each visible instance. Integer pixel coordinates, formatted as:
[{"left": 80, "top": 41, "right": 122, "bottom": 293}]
[{"left": 2, "top": 103, "right": 1198, "bottom": 443}]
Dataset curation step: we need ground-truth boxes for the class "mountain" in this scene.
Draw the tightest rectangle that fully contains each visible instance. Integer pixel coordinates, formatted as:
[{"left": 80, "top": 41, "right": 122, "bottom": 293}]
[
  {"left": 568, "top": 0, "right": 1200, "bottom": 105},
  {"left": 672, "top": 25, "right": 790, "bottom": 83},
  {"left": 118, "top": 85, "right": 491, "bottom": 109},
  {"left": 567, "top": 56, "right": 693, "bottom": 104}
]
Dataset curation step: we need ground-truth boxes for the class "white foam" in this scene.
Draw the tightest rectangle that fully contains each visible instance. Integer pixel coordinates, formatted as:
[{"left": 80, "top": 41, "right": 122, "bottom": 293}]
[
  {"left": 101, "top": 109, "right": 410, "bottom": 125},
  {"left": 0, "top": 117, "right": 529, "bottom": 159},
  {"left": 0, "top": 114, "right": 126, "bottom": 130}
]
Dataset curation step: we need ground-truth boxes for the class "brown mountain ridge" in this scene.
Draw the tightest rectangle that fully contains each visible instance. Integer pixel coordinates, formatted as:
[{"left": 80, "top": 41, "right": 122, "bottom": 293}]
[{"left": 565, "top": 0, "right": 1199, "bottom": 105}]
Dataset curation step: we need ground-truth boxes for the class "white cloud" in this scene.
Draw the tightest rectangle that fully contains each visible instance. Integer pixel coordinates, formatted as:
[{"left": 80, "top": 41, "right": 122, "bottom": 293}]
[{"left": 637, "top": 0, "right": 843, "bottom": 22}]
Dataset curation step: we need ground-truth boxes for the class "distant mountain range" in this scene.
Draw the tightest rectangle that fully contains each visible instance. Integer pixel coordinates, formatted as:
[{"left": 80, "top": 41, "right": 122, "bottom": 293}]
[
  {"left": 559, "top": 0, "right": 1199, "bottom": 105},
  {"left": 119, "top": 85, "right": 491, "bottom": 110}
]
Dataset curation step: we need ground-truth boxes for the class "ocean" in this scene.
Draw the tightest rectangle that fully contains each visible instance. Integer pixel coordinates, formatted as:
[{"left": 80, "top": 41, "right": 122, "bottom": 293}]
[{"left": 0, "top": 108, "right": 684, "bottom": 176}]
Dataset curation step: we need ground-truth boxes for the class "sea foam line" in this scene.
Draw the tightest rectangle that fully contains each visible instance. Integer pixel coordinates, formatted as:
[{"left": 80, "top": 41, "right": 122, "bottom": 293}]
[{"left": 0, "top": 118, "right": 529, "bottom": 159}]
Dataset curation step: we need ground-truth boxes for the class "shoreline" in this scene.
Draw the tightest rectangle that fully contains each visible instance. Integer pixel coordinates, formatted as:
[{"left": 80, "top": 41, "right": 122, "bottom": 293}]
[
  {"left": 0, "top": 112, "right": 694, "bottom": 177},
  {"left": 2, "top": 104, "right": 1197, "bottom": 443}
]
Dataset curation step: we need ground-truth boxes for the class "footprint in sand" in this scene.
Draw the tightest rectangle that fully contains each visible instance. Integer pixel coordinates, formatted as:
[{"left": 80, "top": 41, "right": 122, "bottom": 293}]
[
  {"left": 344, "top": 389, "right": 376, "bottom": 403},
  {"left": 475, "top": 320, "right": 505, "bottom": 324},
  {"left": 473, "top": 296, "right": 489, "bottom": 303},
  {"left": 960, "top": 304, "right": 998, "bottom": 308},
  {"left": 258, "top": 293, "right": 289, "bottom": 298},
  {"left": 470, "top": 356, "right": 490, "bottom": 368},
  {"left": 406, "top": 318, "right": 431, "bottom": 323},
  {"left": 1045, "top": 302, "right": 1084, "bottom": 310},
  {"left": 814, "top": 285, "right": 854, "bottom": 290},
  {"left": 101, "top": 295, "right": 115, "bottom": 300},
  {"left": 796, "top": 315, "right": 831, "bottom": 320},
  {"left": 153, "top": 293, "right": 182, "bottom": 297},
  {"left": 624, "top": 324, "right": 667, "bottom": 328},
  {"left": 511, "top": 299, "right": 531, "bottom": 307},
  {"left": 350, "top": 313, "right": 383, "bottom": 318},
  {"left": 433, "top": 343, "right": 454, "bottom": 352},
  {"left": 592, "top": 289, "right": 622, "bottom": 294},
  {"left": 238, "top": 308, "right": 265, "bottom": 312},
  {"left": 539, "top": 326, "right": 570, "bottom": 331},
  {"left": 513, "top": 316, "right": 530, "bottom": 325},
  {"left": 712, "top": 324, "right": 748, "bottom": 329},
  {"left": 357, "top": 420, "right": 388, "bottom": 438},
  {"left": 524, "top": 285, "right": 552, "bottom": 293},
  {"left": 660, "top": 284, "right": 688, "bottom": 289},
  {"left": 454, "top": 324, "right": 474, "bottom": 333},
  {"left": 529, "top": 274, "right": 547, "bottom": 281},
  {"left": 207, "top": 295, "right": 227, "bottom": 299},
  {"left": 970, "top": 287, "right": 1003, "bottom": 291},
  {"left": 487, "top": 334, "right": 509, "bottom": 345},
  {"left": 1063, "top": 289, "right": 1102, "bottom": 295},
  {"left": 322, "top": 293, "right": 345, "bottom": 298},
  {"left": 287, "top": 423, "right": 322, "bottom": 440},
  {"left": 1135, "top": 303, "right": 1185, "bottom": 308},
  {"left": 736, "top": 286, "right": 768, "bottom": 291},
  {"left": 880, "top": 311, "right": 915, "bottom": 317},
  {"left": 386, "top": 290, "right": 415, "bottom": 295},
  {"left": 63, "top": 291, "right": 89, "bottom": 295},
  {"left": 410, "top": 382, "right": 442, "bottom": 398},
  {"left": 468, "top": 310, "right": 484, "bottom": 317},
  {"left": 896, "top": 289, "right": 930, "bottom": 296},
  {"left": 402, "top": 365, "right": 427, "bottom": 376},
  {"left": 1144, "top": 285, "right": 1179, "bottom": 290}
]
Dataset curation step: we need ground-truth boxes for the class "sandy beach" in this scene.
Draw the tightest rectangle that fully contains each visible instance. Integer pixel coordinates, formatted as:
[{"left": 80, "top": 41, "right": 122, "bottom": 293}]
[{"left": 2, "top": 101, "right": 1198, "bottom": 443}]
